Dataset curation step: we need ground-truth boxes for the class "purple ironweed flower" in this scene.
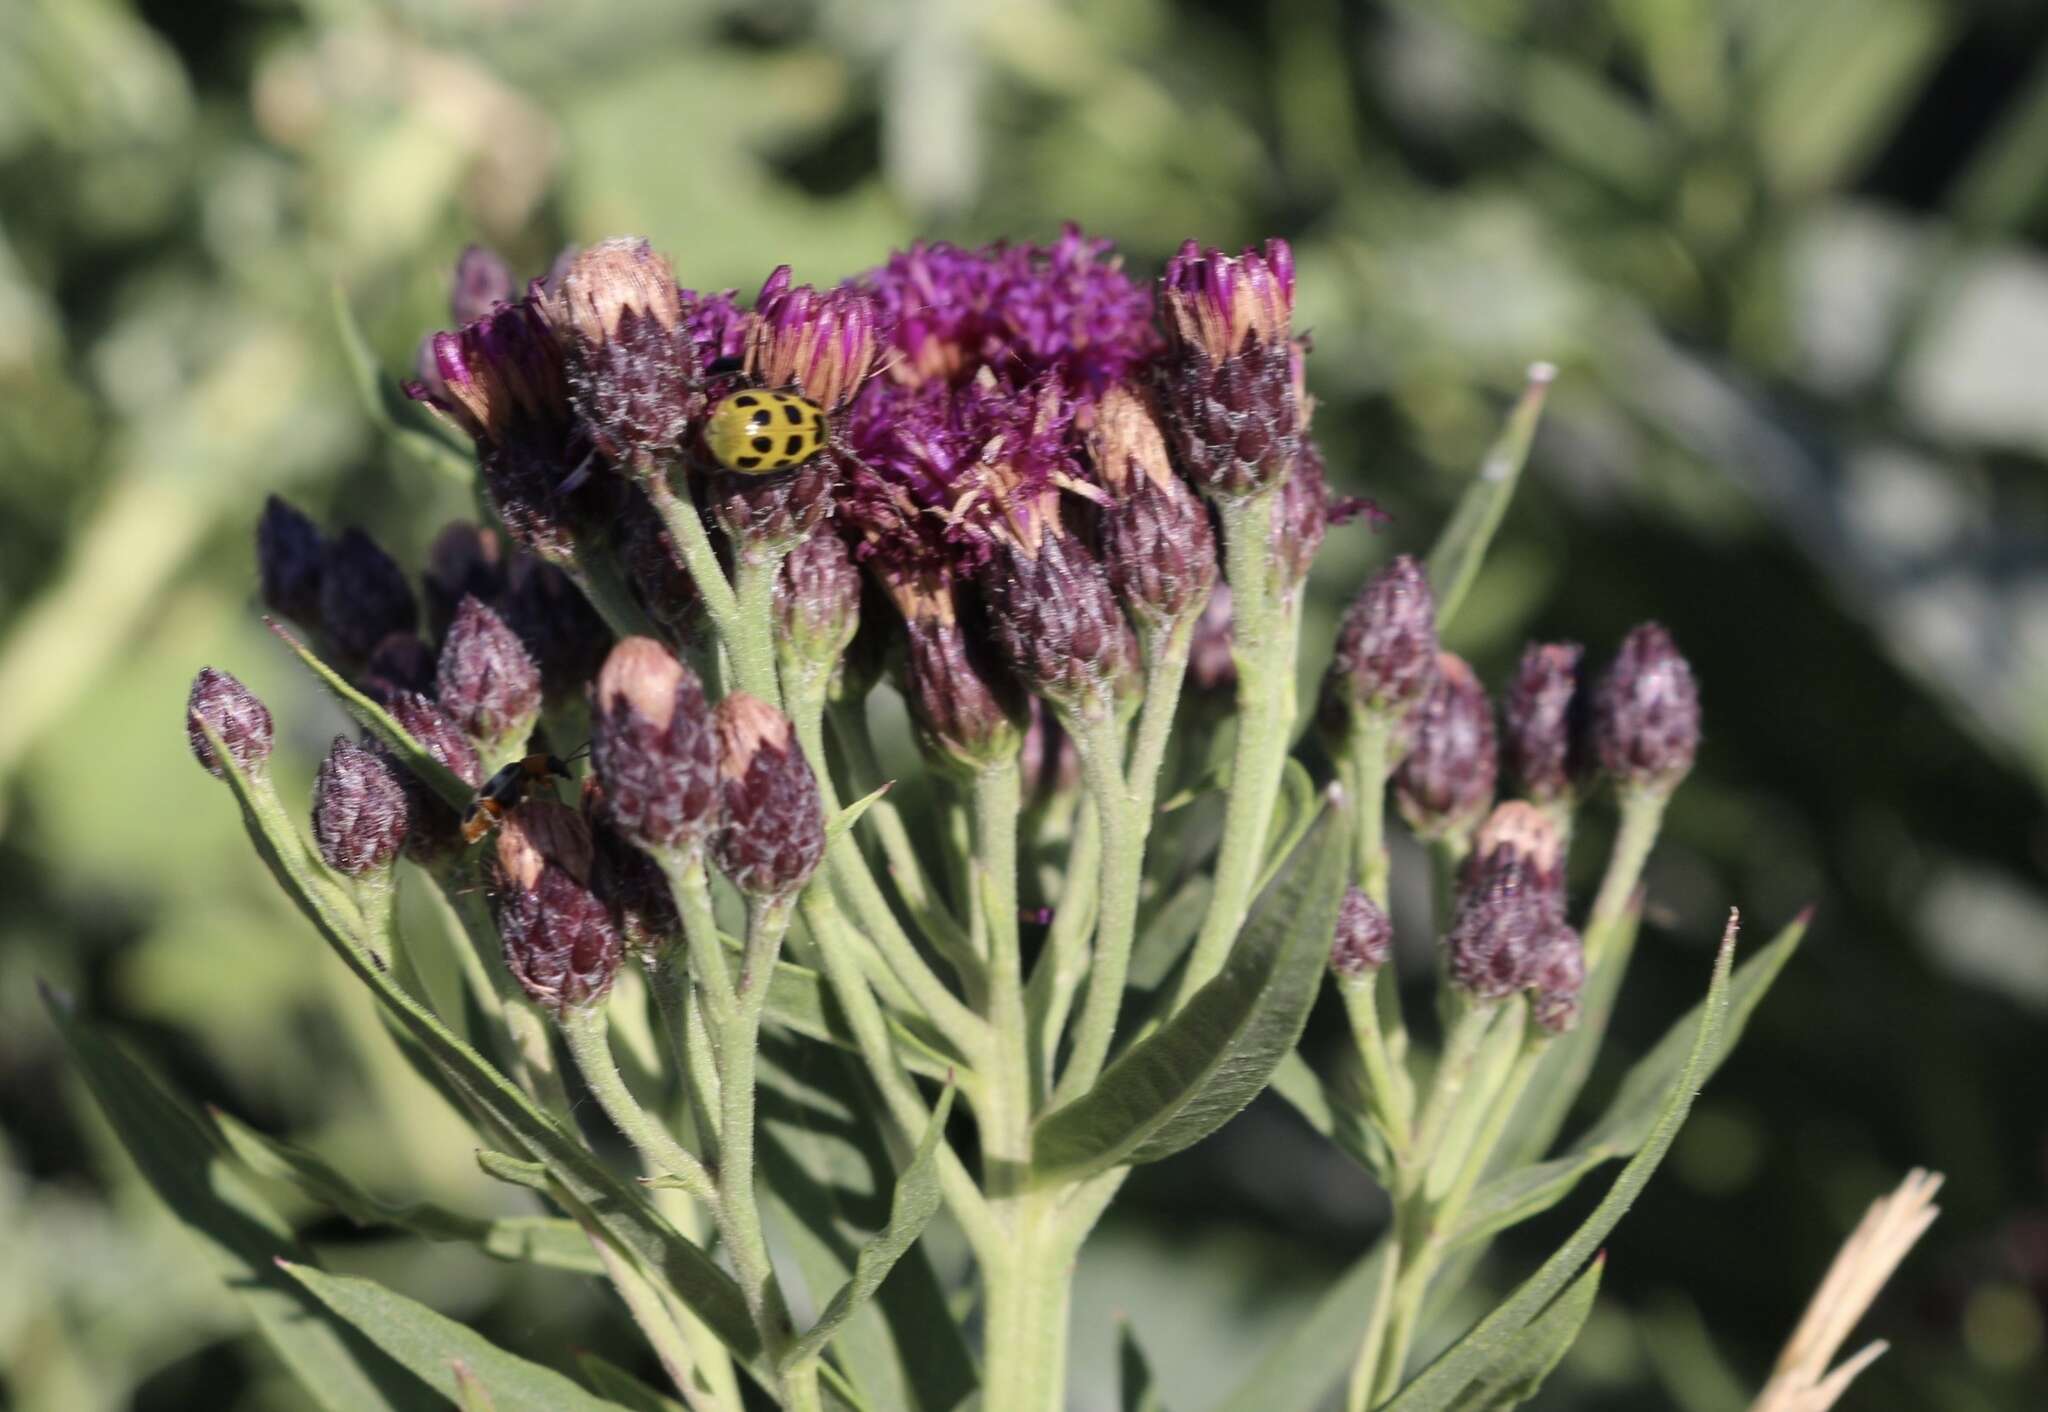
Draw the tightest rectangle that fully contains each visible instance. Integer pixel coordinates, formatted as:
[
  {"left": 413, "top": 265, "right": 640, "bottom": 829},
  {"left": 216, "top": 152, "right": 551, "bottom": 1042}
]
[
  {"left": 360, "top": 632, "right": 438, "bottom": 706},
  {"left": 747, "top": 266, "right": 880, "bottom": 413},
  {"left": 1156, "top": 237, "right": 1302, "bottom": 499},
  {"left": 319, "top": 528, "right": 418, "bottom": 665},
  {"left": 1328, "top": 555, "right": 1439, "bottom": 722},
  {"left": 492, "top": 801, "right": 621, "bottom": 1016},
  {"left": 422, "top": 522, "right": 508, "bottom": 643},
  {"left": 1330, "top": 886, "right": 1393, "bottom": 980},
  {"left": 686, "top": 286, "right": 748, "bottom": 369},
  {"left": 711, "top": 693, "right": 825, "bottom": 900},
  {"left": 500, "top": 555, "right": 612, "bottom": 703},
  {"left": 541, "top": 237, "right": 703, "bottom": 471},
  {"left": 1395, "top": 652, "right": 1497, "bottom": 842},
  {"left": 1445, "top": 803, "right": 1564, "bottom": 1000},
  {"left": 1593, "top": 622, "right": 1700, "bottom": 796},
  {"left": 1091, "top": 383, "right": 1217, "bottom": 634},
  {"left": 186, "top": 668, "right": 273, "bottom": 778},
  {"left": 449, "top": 244, "right": 515, "bottom": 324},
  {"left": 436, "top": 596, "right": 542, "bottom": 756},
  {"left": 1504, "top": 642, "right": 1591, "bottom": 806},
  {"left": 312, "top": 736, "right": 409, "bottom": 876},
  {"left": 384, "top": 691, "right": 484, "bottom": 866},
  {"left": 255, "top": 495, "right": 325, "bottom": 628},
  {"left": 589, "top": 637, "right": 719, "bottom": 856}
]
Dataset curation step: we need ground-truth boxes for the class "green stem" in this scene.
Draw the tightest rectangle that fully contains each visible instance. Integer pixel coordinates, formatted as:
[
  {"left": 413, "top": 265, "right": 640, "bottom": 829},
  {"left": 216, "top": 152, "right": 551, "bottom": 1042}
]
[
  {"left": 1586, "top": 788, "right": 1666, "bottom": 967},
  {"left": 729, "top": 549, "right": 787, "bottom": 705},
  {"left": 646, "top": 954, "right": 723, "bottom": 1165},
  {"left": 560, "top": 1007, "right": 719, "bottom": 1208},
  {"left": 974, "top": 761, "right": 1032, "bottom": 1187},
  {"left": 1409, "top": 998, "right": 1496, "bottom": 1164},
  {"left": 979, "top": 1193, "right": 1076, "bottom": 1412},
  {"left": 1347, "top": 711, "right": 1394, "bottom": 907},
  {"left": 1346, "top": 1232, "right": 1403, "bottom": 1412},
  {"left": 1437, "top": 1033, "right": 1547, "bottom": 1225},
  {"left": 1176, "top": 490, "right": 1292, "bottom": 1004},
  {"left": 642, "top": 470, "right": 777, "bottom": 699},
  {"left": 1336, "top": 973, "right": 1412, "bottom": 1164},
  {"left": 1048, "top": 710, "right": 1139, "bottom": 1105},
  {"left": 661, "top": 853, "right": 737, "bottom": 1034},
  {"left": 1027, "top": 805, "right": 1100, "bottom": 1092},
  {"left": 441, "top": 874, "right": 573, "bottom": 1120},
  {"left": 718, "top": 897, "right": 795, "bottom": 1345},
  {"left": 585, "top": 1221, "right": 723, "bottom": 1412}
]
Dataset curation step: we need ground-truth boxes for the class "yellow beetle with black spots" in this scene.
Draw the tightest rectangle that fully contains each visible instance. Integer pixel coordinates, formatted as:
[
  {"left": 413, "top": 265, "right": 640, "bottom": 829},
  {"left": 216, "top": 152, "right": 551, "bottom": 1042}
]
[{"left": 704, "top": 390, "right": 829, "bottom": 473}]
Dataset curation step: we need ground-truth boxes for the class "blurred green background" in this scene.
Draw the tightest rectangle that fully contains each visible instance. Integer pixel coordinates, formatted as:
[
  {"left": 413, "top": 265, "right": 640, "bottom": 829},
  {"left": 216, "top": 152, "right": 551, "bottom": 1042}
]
[{"left": 3, "top": 0, "right": 2046, "bottom": 1408}]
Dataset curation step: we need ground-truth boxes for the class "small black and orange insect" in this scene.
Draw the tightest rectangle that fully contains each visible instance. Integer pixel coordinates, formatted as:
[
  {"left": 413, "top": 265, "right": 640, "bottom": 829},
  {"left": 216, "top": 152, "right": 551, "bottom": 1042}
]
[{"left": 460, "top": 751, "right": 576, "bottom": 844}]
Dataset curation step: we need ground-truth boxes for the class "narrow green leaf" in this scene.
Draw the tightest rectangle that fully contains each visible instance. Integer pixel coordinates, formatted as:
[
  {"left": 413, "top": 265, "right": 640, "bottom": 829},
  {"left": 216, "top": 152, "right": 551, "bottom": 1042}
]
[
  {"left": 783, "top": 1085, "right": 958, "bottom": 1369},
  {"left": 266, "top": 618, "right": 473, "bottom": 809},
  {"left": 1441, "top": 1254, "right": 1604, "bottom": 1411},
  {"left": 1450, "top": 911, "right": 1808, "bottom": 1249},
  {"left": 1031, "top": 799, "right": 1353, "bottom": 1183},
  {"left": 1383, "top": 915, "right": 1739, "bottom": 1412},
  {"left": 1128, "top": 876, "right": 1211, "bottom": 995},
  {"left": 1119, "top": 1320, "right": 1166, "bottom": 1412},
  {"left": 213, "top": 1110, "right": 604, "bottom": 1276},
  {"left": 1424, "top": 365, "right": 1555, "bottom": 632},
  {"left": 826, "top": 781, "right": 893, "bottom": 843},
  {"left": 476, "top": 1148, "right": 550, "bottom": 1191},
  {"left": 332, "top": 281, "right": 477, "bottom": 482},
  {"left": 577, "top": 1355, "right": 687, "bottom": 1412},
  {"left": 46, "top": 993, "right": 437, "bottom": 1412},
  {"left": 283, "top": 1264, "right": 626, "bottom": 1412},
  {"left": 1211, "top": 1238, "right": 1391, "bottom": 1412},
  {"left": 454, "top": 1362, "right": 501, "bottom": 1412}
]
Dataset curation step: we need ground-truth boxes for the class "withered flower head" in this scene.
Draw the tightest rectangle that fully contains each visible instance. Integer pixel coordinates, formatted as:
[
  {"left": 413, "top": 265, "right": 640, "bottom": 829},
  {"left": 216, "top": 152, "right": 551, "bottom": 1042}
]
[
  {"left": 312, "top": 736, "right": 409, "bottom": 876},
  {"left": 1270, "top": 439, "right": 1330, "bottom": 598},
  {"left": 710, "top": 693, "right": 825, "bottom": 899},
  {"left": 492, "top": 801, "right": 621, "bottom": 1016},
  {"left": 1328, "top": 555, "right": 1439, "bottom": 722},
  {"left": 436, "top": 596, "right": 542, "bottom": 755},
  {"left": 747, "top": 265, "right": 880, "bottom": 413},
  {"left": 384, "top": 691, "right": 484, "bottom": 865},
  {"left": 319, "top": 528, "right": 419, "bottom": 665},
  {"left": 1593, "top": 622, "right": 1701, "bottom": 796},
  {"left": 1471, "top": 801, "right": 1565, "bottom": 900},
  {"left": 1504, "top": 642, "right": 1591, "bottom": 806},
  {"left": 1155, "top": 238, "right": 1301, "bottom": 500},
  {"left": 1330, "top": 886, "right": 1393, "bottom": 980},
  {"left": 1093, "top": 383, "right": 1217, "bottom": 632},
  {"left": 1395, "top": 652, "right": 1497, "bottom": 842},
  {"left": 589, "top": 637, "right": 718, "bottom": 855},
  {"left": 186, "top": 668, "right": 274, "bottom": 778},
  {"left": 256, "top": 495, "right": 325, "bottom": 627}
]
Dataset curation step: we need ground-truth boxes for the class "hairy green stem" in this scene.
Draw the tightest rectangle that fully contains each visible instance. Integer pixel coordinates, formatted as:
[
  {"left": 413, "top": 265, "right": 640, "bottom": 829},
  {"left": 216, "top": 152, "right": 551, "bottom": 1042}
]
[
  {"left": 974, "top": 761, "right": 1032, "bottom": 1185},
  {"left": 728, "top": 549, "right": 788, "bottom": 705},
  {"left": 560, "top": 1007, "right": 719, "bottom": 1207},
  {"left": 1336, "top": 974, "right": 1413, "bottom": 1165},
  {"left": 1048, "top": 710, "right": 1140, "bottom": 1105},
  {"left": 661, "top": 853, "right": 737, "bottom": 1033},
  {"left": 718, "top": 897, "right": 796, "bottom": 1347},
  {"left": 585, "top": 1220, "right": 724, "bottom": 1412},
  {"left": 980, "top": 1193, "right": 1075, "bottom": 1412},
  {"left": 1028, "top": 806, "right": 1100, "bottom": 1092}
]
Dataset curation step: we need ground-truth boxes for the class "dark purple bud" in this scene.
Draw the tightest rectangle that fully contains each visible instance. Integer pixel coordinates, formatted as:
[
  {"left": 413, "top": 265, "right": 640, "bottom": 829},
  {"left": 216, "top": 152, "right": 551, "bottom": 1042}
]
[
  {"left": 1445, "top": 804, "right": 1564, "bottom": 1000},
  {"left": 312, "top": 736, "right": 409, "bottom": 875},
  {"left": 1270, "top": 440, "right": 1329, "bottom": 598},
  {"left": 586, "top": 783, "right": 682, "bottom": 957},
  {"left": 589, "top": 637, "right": 718, "bottom": 855},
  {"left": 492, "top": 802, "right": 622, "bottom": 1015},
  {"left": 1395, "top": 652, "right": 1497, "bottom": 842},
  {"left": 541, "top": 238, "right": 701, "bottom": 470},
  {"left": 902, "top": 614, "right": 1026, "bottom": 770},
  {"left": 1330, "top": 886, "right": 1392, "bottom": 979},
  {"left": 449, "top": 244, "right": 514, "bottom": 324},
  {"left": 436, "top": 596, "right": 542, "bottom": 753},
  {"left": 775, "top": 531, "right": 861, "bottom": 671},
  {"left": 186, "top": 668, "right": 274, "bottom": 778},
  {"left": 1185, "top": 584, "right": 1236, "bottom": 694},
  {"left": 384, "top": 691, "right": 484, "bottom": 865},
  {"left": 422, "top": 522, "right": 507, "bottom": 642},
  {"left": 1504, "top": 642, "right": 1591, "bottom": 805},
  {"left": 319, "top": 528, "right": 419, "bottom": 664},
  {"left": 747, "top": 266, "right": 880, "bottom": 413},
  {"left": 256, "top": 495, "right": 325, "bottom": 627},
  {"left": 1593, "top": 623, "right": 1700, "bottom": 795},
  {"left": 501, "top": 555, "right": 612, "bottom": 702},
  {"left": 711, "top": 694, "right": 825, "bottom": 900},
  {"left": 1156, "top": 238, "right": 1301, "bottom": 500},
  {"left": 1527, "top": 924, "right": 1585, "bottom": 1034},
  {"left": 1328, "top": 555, "right": 1439, "bottom": 720},
  {"left": 1093, "top": 384, "right": 1218, "bottom": 632},
  {"left": 982, "top": 529, "right": 1132, "bottom": 718},
  {"left": 360, "top": 632, "right": 438, "bottom": 705}
]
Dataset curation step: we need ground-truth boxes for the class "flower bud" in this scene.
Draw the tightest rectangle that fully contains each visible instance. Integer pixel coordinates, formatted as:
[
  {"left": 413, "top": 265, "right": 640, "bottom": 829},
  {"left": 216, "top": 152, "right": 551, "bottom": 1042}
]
[
  {"left": 422, "top": 522, "right": 507, "bottom": 642},
  {"left": 982, "top": 530, "right": 1132, "bottom": 718},
  {"left": 1094, "top": 385, "right": 1218, "bottom": 632},
  {"left": 256, "top": 495, "right": 325, "bottom": 627},
  {"left": 586, "top": 785, "right": 682, "bottom": 957},
  {"left": 746, "top": 266, "right": 879, "bottom": 413},
  {"left": 589, "top": 637, "right": 718, "bottom": 855},
  {"left": 1593, "top": 623, "right": 1700, "bottom": 795},
  {"left": 384, "top": 691, "right": 484, "bottom": 864},
  {"left": 1330, "top": 886, "right": 1392, "bottom": 980},
  {"left": 436, "top": 596, "right": 542, "bottom": 757},
  {"left": 186, "top": 667, "right": 274, "bottom": 778},
  {"left": 902, "top": 615, "right": 1026, "bottom": 770},
  {"left": 1504, "top": 642, "right": 1591, "bottom": 806},
  {"left": 1444, "top": 804, "right": 1563, "bottom": 1000},
  {"left": 1395, "top": 652, "right": 1497, "bottom": 842},
  {"left": 775, "top": 530, "right": 861, "bottom": 673},
  {"left": 312, "top": 736, "right": 409, "bottom": 875},
  {"left": 319, "top": 528, "right": 419, "bottom": 665},
  {"left": 1527, "top": 924, "right": 1586, "bottom": 1034},
  {"left": 1328, "top": 555, "right": 1439, "bottom": 721},
  {"left": 543, "top": 237, "right": 700, "bottom": 470},
  {"left": 491, "top": 801, "right": 621, "bottom": 1015},
  {"left": 501, "top": 555, "right": 612, "bottom": 702},
  {"left": 1156, "top": 238, "right": 1300, "bottom": 500},
  {"left": 1269, "top": 441, "right": 1330, "bottom": 599},
  {"left": 449, "top": 244, "right": 514, "bottom": 324},
  {"left": 711, "top": 694, "right": 825, "bottom": 899},
  {"left": 360, "top": 632, "right": 438, "bottom": 705}
]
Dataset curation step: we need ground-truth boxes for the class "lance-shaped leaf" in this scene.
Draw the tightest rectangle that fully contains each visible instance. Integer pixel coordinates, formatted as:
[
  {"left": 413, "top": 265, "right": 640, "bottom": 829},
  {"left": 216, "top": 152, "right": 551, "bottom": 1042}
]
[
  {"left": 1383, "top": 914, "right": 1739, "bottom": 1412},
  {"left": 826, "top": 781, "right": 893, "bottom": 843},
  {"left": 783, "top": 1083, "right": 958, "bottom": 1370},
  {"left": 1211, "top": 1238, "right": 1391, "bottom": 1412},
  {"left": 1119, "top": 1320, "right": 1167, "bottom": 1412},
  {"left": 265, "top": 618, "right": 473, "bottom": 808},
  {"left": 1441, "top": 1254, "right": 1604, "bottom": 1411},
  {"left": 1425, "top": 363, "right": 1555, "bottom": 632},
  {"left": 282, "top": 1264, "right": 628, "bottom": 1412},
  {"left": 577, "top": 1355, "right": 688, "bottom": 1412},
  {"left": 332, "top": 281, "right": 476, "bottom": 481},
  {"left": 1031, "top": 799, "right": 1352, "bottom": 1184},
  {"left": 212, "top": 1109, "right": 603, "bottom": 1275},
  {"left": 199, "top": 724, "right": 762, "bottom": 1374},
  {"left": 1448, "top": 910, "right": 1807, "bottom": 1250},
  {"left": 46, "top": 992, "right": 438, "bottom": 1412},
  {"left": 454, "top": 1363, "right": 500, "bottom": 1412}
]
